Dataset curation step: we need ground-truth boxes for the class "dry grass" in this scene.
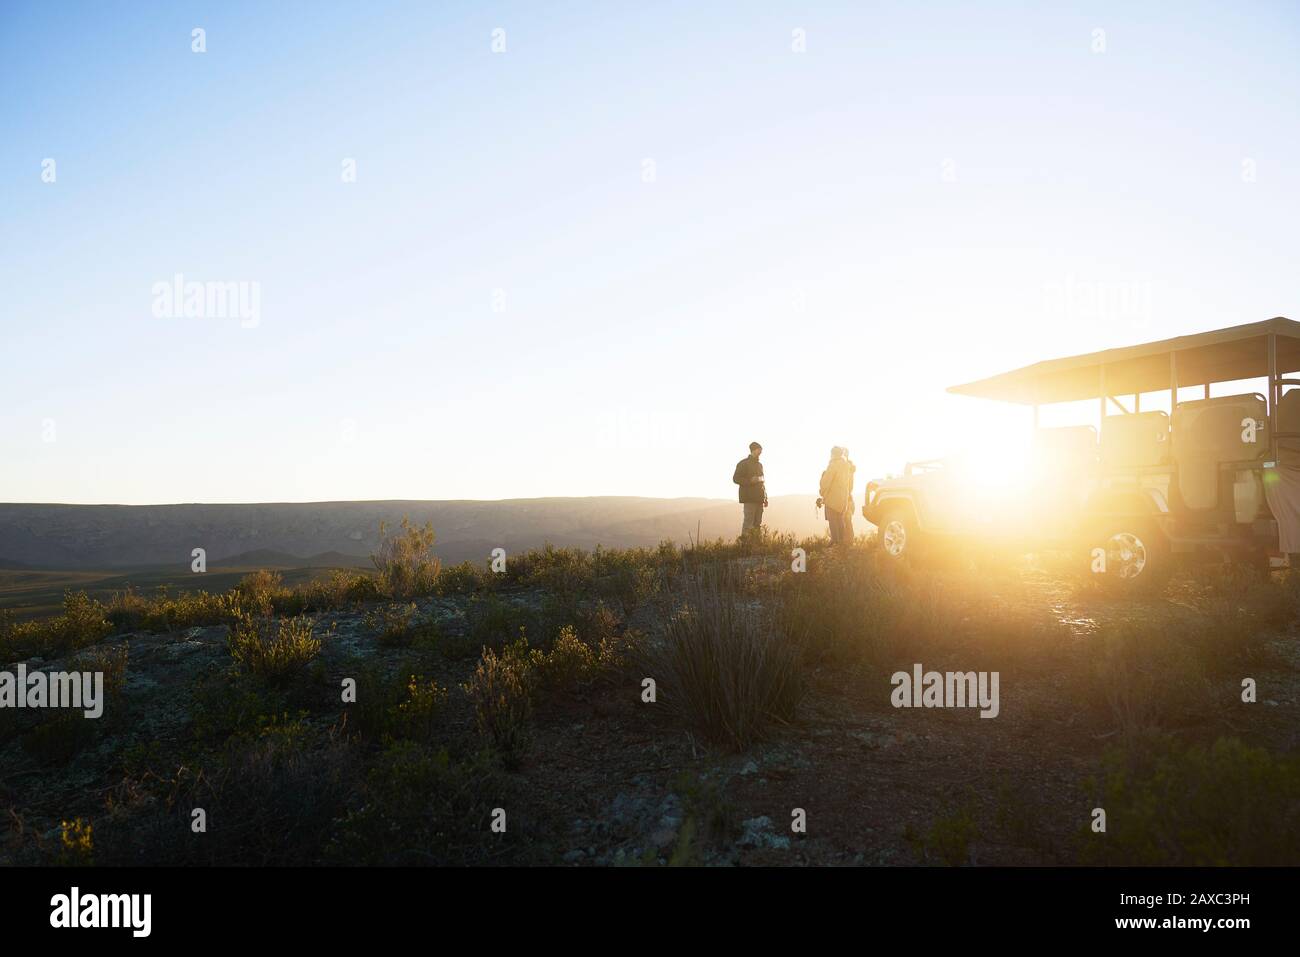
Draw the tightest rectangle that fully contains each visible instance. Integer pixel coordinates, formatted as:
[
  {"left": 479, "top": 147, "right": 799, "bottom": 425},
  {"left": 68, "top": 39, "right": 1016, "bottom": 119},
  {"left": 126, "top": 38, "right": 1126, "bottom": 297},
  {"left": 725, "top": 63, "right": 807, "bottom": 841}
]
[
  {"left": 644, "top": 569, "right": 804, "bottom": 752},
  {"left": 227, "top": 612, "right": 322, "bottom": 682}
]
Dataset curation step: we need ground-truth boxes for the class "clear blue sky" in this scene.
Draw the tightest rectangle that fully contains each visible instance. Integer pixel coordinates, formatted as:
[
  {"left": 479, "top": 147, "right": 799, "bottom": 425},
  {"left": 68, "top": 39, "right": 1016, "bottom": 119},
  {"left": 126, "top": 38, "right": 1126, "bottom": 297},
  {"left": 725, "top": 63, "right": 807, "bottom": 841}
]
[{"left": 3, "top": 1, "right": 1298, "bottom": 504}]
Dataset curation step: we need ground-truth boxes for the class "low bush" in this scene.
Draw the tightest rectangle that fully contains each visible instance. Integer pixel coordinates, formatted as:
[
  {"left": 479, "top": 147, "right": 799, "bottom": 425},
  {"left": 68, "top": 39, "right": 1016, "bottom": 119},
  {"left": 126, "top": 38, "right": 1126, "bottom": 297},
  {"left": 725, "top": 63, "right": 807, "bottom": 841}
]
[
  {"left": 346, "top": 664, "right": 448, "bottom": 745},
  {"left": 465, "top": 594, "right": 533, "bottom": 650},
  {"left": 371, "top": 517, "right": 441, "bottom": 598},
  {"left": 435, "top": 560, "right": 489, "bottom": 595},
  {"left": 462, "top": 638, "right": 533, "bottom": 765},
  {"left": 227, "top": 613, "right": 321, "bottom": 683},
  {"left": 0, "top": 591, "right": 112, "bottom": 662},
  {"left": 647, "top": 570, "right": 804, "bottom": 751},
  {"left": 906, "top": 803, "right": 979, "bottom": 866},
  {"left": 300, "top": 568, "right": 384, "bottom": 610},
  {"left": 363, "top": 602, "right": 440, "bottom": 648},
  {"left": 1081, "top": 736, "right": 1300, "bottom": 865},
  {"left": 99, "top": 717, "right": 357, "bottom": 866},
  {"left": 1082, "top": 623, "right": 1211, "bottom": 739},
  {"left": 329, "top": 741, "right": 513, "bottom": 865}
]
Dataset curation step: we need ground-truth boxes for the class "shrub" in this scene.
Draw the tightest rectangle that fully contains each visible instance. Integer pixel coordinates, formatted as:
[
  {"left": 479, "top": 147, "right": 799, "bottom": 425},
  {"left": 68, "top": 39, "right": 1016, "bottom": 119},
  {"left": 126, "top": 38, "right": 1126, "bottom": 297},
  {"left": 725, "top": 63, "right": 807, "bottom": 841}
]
[
  {"left": 778, "top": 550, "right": 904, "bottom": 666},
  {"left": 8, "top": 644, "right": 128, "bottom": 763},
  {"left": 22, "top": 712, "right": 98, "bottom": 765},
  {"left": 465, "top": 594, "right": 532, "bottom": 650},
  {"left": 435, "top": 561, "right": 488, "bottom": 595},
  {"left": 907, "top": 805, "right": 979, "bottom": 866},
  {"left": 532, "top": 625, "right": 596, "bottom": 695},
  {"left": 671, "top": 771, "right": 740, "bottom": 847},
  {"left": 190, "top": 665, "right": 287, "bottom": 744},
  {"left": 437, "top": 631, "right": 481, "bottom": 661},
  {"left": 346, "top": 666, "right": 448, "bottom": 745},
  {"left": 106, "top": 717, "right": 356, "bottom": 866},
  {"left": 300, "top": 569, "right": 383, "bottom": 610},
  {"left": 575, "top": 600, "right": 622, "bottom": 647},
  {"left": 371, "top": 517, "right": 440, "bottom": 598},
  {"left": 592, "top": 545, "right": 664, "bottom": 611},
  {"left": 330, "top": 741, "right": 511, "bottom": 865},
  {"left": 67, "top": 643, "right": 130, "bottom": 697},
  {"left": 393, "top": 675, "right": 449, "bottom": 745},
  {"left": 58, "top": 818, "right": 95, "bottom": 866},
  {"left": 105, "top": 586, "right": 151, "bottom": 632},
  {"left": 129, "top": 587, "right": 238, "bottom": 633},
  {"left": 780, "top": 550, "right": 1064, "bottom": 675},
  {"left": 0, "top": 591, "right": 112, "bottom": 662},
  {"left": 462, "top": 638, "right": 533, "bottom": 765},
  {"left": 1082, "top": 736, "right": 1300, "bottom": 865},
  {"left": 1083, "top": 623, "right": 1210, "bottom": 738},
  {"left": 234, "top": 570, "right": 288, "bottom": 615},
  {"left": 364, "top": 602, "right": 440, "bottom": 648},
  {"left": 348, "top": 664, "right": 404, "bottom": 741},
  {"left": 227, "top": 612, "right": 321, "bottom": 683},
  {"left": 648, "top": 571, "right": 804, "bottom": 751},
  {"left": 503, "top": 544, "right": 594, "bottom": 595},
  {"left": 108, "top": 570, "right": 382, "bottom": 635}
]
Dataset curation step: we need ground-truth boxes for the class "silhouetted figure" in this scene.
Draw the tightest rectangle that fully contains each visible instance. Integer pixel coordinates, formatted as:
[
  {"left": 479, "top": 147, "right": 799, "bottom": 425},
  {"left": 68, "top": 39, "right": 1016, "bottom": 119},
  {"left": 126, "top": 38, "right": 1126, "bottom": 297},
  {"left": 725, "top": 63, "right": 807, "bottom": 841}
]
[
  {"left": 733, "top": 441, "right": 767, "bottom": 536},
  {"left": 819, "top": 446, "right": 856, "bottom": 545}
]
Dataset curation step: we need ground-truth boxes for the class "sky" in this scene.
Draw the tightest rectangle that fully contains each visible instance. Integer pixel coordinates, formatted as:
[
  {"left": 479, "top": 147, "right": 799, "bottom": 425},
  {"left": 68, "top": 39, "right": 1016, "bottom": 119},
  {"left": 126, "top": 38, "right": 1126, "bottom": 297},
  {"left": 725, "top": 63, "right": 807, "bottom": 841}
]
[{"left": 2, "top": 0, "right": 1299, "bottom": 505}]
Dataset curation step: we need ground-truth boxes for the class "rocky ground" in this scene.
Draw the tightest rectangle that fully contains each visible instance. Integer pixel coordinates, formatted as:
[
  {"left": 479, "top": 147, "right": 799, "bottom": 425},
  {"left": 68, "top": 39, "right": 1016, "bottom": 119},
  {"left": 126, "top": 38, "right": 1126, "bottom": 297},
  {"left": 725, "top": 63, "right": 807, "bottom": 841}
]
[{"left": 2, "top": 559, "right": 1297, "bottom": 866}]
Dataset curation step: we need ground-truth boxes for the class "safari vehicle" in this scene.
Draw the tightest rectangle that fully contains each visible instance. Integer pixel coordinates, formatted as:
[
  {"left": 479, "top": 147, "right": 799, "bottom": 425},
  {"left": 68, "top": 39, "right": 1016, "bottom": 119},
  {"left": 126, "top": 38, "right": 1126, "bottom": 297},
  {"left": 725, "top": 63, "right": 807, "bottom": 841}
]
[{"left": 863, "top": 317, "right": 1300, "bottom": 592}]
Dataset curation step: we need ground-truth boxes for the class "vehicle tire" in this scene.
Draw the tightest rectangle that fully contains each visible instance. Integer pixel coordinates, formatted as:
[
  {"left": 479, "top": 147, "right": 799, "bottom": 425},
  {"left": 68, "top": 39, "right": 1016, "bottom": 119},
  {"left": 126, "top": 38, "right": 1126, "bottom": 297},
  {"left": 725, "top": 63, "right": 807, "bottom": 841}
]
[
  {"left": 1085, "top": 518, "right": 1170, "bottom": 595},
  {"left": 877, "top": 504, "right": 921, "bottom": 563}
]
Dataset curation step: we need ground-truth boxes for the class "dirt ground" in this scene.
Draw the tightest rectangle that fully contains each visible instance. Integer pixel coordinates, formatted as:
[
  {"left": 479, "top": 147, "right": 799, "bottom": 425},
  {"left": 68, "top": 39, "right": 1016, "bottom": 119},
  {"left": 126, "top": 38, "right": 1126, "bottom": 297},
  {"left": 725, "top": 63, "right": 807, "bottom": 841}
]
[
  {"left": 2, "top": 563, "right": 1296, "bottom": 866},
  {"left": 520, "top": 567, "right": 1300, "bottom": 866}
]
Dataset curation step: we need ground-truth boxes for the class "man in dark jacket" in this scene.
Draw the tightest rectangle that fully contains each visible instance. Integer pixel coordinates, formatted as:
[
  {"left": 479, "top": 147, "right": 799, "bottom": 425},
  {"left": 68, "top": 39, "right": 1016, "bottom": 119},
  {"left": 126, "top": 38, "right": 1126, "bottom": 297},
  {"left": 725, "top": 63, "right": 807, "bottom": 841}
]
[{"left": 733, "top": 441, "right": 767, "bottom": 536}]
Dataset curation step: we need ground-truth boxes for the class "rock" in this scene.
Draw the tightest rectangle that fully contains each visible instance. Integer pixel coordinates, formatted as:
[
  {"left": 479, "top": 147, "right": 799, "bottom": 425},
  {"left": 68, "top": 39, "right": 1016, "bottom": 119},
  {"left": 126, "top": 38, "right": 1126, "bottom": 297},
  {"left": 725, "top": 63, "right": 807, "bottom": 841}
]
[
  {"left": 649, "top": 827, "right": 678, "bottom": 849},
  {"left": 739, "top": 816, "right": 791, "bottom": 851},
  {"left": 563, "top": 849, "right": 585, "bottom": 863},
  {"left": 738, "top": 759, "right": 759, "bottom": 775}
]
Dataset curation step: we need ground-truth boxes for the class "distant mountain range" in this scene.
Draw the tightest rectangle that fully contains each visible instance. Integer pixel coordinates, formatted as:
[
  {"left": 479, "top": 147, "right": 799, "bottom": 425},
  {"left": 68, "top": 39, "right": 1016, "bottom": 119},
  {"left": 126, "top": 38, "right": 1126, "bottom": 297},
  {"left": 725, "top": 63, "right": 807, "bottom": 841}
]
[{"left": 0, "top": 496, "right": 832, "bottom": 570}]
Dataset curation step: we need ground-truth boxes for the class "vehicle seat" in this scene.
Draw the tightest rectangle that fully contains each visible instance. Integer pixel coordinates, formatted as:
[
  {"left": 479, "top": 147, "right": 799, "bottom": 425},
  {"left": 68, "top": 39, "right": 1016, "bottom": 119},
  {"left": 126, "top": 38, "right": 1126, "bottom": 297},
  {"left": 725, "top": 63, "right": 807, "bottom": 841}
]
[
  {"left": 1278, "top": 389, "right": 1300, "bottom": 467},
  {"left": 1101, "top": 411, "right": 1170, "bottom": 468},
  {"left": 1172, "top": 393, "right": 1268, "bottom": 511}
]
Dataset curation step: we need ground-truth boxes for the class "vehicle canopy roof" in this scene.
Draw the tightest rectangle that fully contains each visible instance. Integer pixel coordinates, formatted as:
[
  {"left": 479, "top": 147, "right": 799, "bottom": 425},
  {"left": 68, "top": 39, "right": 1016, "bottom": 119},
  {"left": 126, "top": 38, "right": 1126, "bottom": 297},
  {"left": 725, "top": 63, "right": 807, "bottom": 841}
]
[{"left": 947, "top": 317, "right": 1300, "bottom": 405}]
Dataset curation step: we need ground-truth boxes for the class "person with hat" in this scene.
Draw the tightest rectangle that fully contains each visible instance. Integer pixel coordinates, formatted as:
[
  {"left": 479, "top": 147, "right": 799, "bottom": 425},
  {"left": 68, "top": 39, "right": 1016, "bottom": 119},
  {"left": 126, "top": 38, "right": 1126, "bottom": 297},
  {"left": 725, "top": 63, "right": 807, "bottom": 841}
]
[{"left": 818, "top": 446, "right": 856, "bottom": 545}]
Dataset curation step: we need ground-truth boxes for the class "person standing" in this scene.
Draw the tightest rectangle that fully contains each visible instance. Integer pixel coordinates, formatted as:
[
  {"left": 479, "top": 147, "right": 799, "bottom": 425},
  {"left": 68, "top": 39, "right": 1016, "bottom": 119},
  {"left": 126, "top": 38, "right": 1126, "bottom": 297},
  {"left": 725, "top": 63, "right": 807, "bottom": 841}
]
[
  {"left": 733, "top": 441, "right": 767, "bottom": 536},
  {"left": 819, "top": 446, "right": 855, "bottom": 545},
  {"left": 840, "top": 447, "right": 857, "bottom": 544}
]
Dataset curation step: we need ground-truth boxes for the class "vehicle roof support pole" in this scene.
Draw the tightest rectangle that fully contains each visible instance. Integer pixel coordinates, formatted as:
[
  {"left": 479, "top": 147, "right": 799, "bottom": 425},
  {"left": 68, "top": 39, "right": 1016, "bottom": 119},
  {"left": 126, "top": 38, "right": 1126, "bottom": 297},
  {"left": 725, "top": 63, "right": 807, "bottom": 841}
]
[
  {"left": 1268, "top": 332, "right": 1278, "bottom": 461},
  {"left": 1135, "top": 392, "right": 1140, "bottom": 413},
  {"left": 1099, "top": 364, "right": 1106, "bottom": 431},
  {"left": 1170, "top": 351, "right": 1178, "bottom": 413}
]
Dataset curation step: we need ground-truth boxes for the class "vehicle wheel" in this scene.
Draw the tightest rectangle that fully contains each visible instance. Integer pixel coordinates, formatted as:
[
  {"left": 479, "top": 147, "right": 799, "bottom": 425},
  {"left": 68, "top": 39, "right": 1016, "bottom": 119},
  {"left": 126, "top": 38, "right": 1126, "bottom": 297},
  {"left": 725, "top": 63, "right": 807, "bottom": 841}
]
[
  {"left": 878, "top": 505, "right": 921, "bottom": 563},
  {"left": 1086, "top": 519, "right": 1169, "bottom": 595}
]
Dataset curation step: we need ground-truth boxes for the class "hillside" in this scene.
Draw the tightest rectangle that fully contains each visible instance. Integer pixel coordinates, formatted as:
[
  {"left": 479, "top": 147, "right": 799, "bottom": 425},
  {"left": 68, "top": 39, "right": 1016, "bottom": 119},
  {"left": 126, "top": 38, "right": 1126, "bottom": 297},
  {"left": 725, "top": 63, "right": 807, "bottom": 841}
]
[{"left": 0, "top": 496, "right": 829, "bottom": 570}]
